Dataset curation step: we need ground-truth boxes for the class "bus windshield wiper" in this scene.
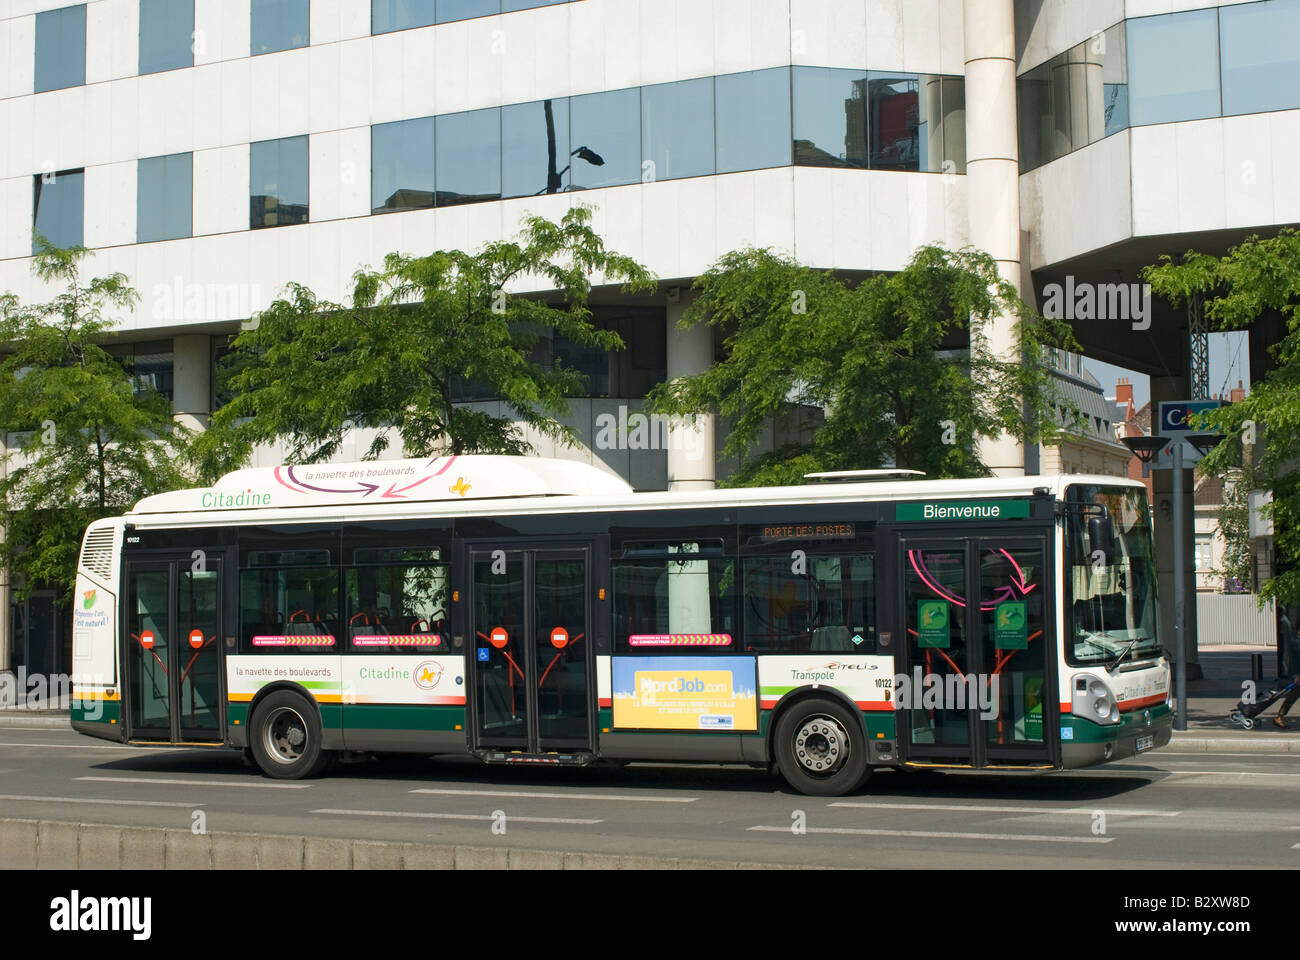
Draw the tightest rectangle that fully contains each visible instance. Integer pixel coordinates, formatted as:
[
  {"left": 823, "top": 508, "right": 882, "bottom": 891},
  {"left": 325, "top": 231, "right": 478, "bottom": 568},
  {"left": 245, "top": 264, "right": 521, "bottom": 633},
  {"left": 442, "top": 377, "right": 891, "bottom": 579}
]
[{"left": 1107, "top": 639, "right": 1139, "bottom": 674}]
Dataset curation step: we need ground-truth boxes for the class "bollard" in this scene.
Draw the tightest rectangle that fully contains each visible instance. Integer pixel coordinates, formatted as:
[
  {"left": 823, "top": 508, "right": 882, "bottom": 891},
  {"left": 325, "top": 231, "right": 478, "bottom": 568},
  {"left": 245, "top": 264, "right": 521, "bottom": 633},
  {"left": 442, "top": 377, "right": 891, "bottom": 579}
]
[{"left": 1251, "top": 653, "right": 1263, "bottom": 682}]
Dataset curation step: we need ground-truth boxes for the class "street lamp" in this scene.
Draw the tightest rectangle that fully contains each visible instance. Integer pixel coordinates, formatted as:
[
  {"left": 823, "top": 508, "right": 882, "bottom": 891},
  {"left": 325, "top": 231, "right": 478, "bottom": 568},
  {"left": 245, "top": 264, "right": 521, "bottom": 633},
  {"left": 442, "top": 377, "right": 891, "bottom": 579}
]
[
  {"left": 1186, "top": 433, "right": 1221, "bottom": 458},
  {"left": 1121, "top": 435, "right": 1168, "bottom": 478}
]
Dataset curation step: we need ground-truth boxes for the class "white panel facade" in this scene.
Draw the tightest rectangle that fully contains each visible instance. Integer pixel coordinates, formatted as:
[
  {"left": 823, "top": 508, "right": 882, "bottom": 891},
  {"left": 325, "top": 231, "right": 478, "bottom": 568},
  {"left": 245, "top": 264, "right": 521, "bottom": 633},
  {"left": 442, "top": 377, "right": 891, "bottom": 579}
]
[
  {"left": 194, "top": 0, "right": 251, "bottom": 66},
  {"left": 1020, "top": 132, "right": 1133, "bottom": 271},
  {"left": 0, "top": 14, "right": 36, "bottom": 100}
]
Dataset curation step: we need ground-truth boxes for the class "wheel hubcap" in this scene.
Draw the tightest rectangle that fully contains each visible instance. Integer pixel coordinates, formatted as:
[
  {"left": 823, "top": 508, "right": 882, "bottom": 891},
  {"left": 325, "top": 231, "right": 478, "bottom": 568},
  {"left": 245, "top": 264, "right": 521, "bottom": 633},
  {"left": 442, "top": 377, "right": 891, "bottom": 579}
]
[
  {"left": 265, "top": 707, "right": 308, "bottom": 764},
  {"left": 794, "top": 715, "right": 849, "bottom": 775}
]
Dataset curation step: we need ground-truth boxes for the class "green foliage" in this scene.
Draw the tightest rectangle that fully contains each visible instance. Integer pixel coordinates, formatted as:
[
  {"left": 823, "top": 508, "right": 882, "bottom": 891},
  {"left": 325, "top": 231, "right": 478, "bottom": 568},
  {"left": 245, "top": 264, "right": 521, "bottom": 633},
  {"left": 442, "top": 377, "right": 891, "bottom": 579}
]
[
  {"left": 646, "top": 245, "right": 1081, "bottom": 486},
  {"left": 0, "top": 237, "right": 189, "bottom": 600},
  {"left": 1144, "top": 228, "right": 1300, "bottom": 605},
  {"left": 1217, "top": 468, "right": 1255, "bottom": 592},
  {"left": 192, "top": 208, "right": 655, "bottom": 480}
]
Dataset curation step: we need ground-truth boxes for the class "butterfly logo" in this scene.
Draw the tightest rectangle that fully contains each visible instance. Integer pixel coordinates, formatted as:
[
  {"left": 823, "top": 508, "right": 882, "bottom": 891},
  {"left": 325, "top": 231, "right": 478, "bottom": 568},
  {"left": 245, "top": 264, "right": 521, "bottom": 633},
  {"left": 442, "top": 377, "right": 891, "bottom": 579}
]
[{"left": 449, "top": 477, "right": 471, "bottom": 497}]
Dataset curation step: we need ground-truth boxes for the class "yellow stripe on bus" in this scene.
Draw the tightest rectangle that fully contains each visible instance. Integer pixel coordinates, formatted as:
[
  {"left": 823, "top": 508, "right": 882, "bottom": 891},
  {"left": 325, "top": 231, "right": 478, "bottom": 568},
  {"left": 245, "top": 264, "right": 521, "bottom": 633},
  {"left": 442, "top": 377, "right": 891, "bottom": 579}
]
[
  {"left": 227, "top": 693, "right": 344, "bottom": 703},
  {"left": 73, "top": 690, "right": 120, "bottom": 701}
]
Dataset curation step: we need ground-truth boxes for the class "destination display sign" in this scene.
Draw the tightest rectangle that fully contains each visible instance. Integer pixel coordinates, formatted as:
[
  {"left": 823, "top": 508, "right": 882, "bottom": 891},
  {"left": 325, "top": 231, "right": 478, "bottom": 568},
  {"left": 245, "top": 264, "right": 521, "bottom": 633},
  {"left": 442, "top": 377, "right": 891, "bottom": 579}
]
[
  {"left": 759, "top": 523, "right": 856, "bottom": 542},
  {"left": 895, "top": 500, "right": 1030, "bottom": 522}
]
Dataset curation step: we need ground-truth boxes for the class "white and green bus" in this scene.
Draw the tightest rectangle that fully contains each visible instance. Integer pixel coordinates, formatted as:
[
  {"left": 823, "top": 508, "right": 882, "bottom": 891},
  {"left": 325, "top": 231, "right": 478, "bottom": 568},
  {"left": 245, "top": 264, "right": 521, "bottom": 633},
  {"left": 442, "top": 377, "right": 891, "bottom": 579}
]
[{"left": 70, "top": 456, "right": 1172, "bottom": 796}]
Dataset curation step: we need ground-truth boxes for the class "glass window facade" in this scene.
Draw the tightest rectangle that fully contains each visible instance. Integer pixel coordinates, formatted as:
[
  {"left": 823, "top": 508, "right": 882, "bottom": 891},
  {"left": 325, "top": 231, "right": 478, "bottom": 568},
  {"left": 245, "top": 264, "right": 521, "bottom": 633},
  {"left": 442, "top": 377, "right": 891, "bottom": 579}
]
[
  {"left": 569, "top": 87, "right": 642, "bottom": 189},
  {"left": 372, "top": 0, "right": 436, "bottom": 33},
  {"left": 139, "top": 0, "right": 194, "bottom": 75},
  {"left": 437, "top": 0, "right": 497, "bottom": 22},
  {"left": 793, "top": 67, "right": 867, "bottom": 168},
  {"left": 252, "top": 0, "right": 310, "bottom": 55},
  {"left": 502, "top": 98, "right": 569, "bottom": 198},
  {"left": 106, "top": 340, "right": 175, "bottom": 400},
  {"left": 641, "top": 77, "right": 715, "bottom": 182},
  {"left": 32, "top": 169, "right": 84, "bottom": 253},
  {"left": 1219, "top": 0, "right": 1300, "bottom": 116},
  {"left": 1017, "top": 22, "right": 1128, "bottom": 171},
  {"left": 137, "top": 153, "right": 193, "bottom": 243},
  {"left": 716, "top": 68, "right": 791, "bottom": 174},
  {"left": 1127, "top": 9, "right": 1220, "bottom": 126},
  {"left": 34, "top": 4, "right": 86, "bottom": 93},
  {"left": 372, "top": 116, "right": 436, "bottom": 213},
  {"left": 250, "top": 136, "right": 309, "bottom": 229},
  {"left": 435, "top": 108, "right": 501, "bottom": 205}
]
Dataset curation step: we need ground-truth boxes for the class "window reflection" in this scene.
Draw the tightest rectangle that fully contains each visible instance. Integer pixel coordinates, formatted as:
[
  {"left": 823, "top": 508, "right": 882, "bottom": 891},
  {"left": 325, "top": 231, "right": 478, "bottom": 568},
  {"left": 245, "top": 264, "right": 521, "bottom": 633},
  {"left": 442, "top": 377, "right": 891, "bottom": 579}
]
[
  {"left": 436, "top": 108, "right": 502, "bottom": 205},
  {"left": 641, "top": 77, "right": 715, "bottom": 182},
  {"left": 793, "top": 67, "right": 868, "bottom": 168},
  {"left": 502, "top": 98, "right": 569, "bottom": 197},
  {"left": 1017, "top": 22, "right": 1126, "bottom": 172},
  {"left": 372, "top": 117, "right": 436, "bottom": 213},
  {"left": 250, "top": 136, "right": 309, "bottom": 229},
  {"left": 34, "top": 4, "right": 86, "bottom": 93},
  {"left": 570, "top": 87, "right": 642, "bottom": 189},
  {"left": 139, "top": 0, "right": 194, "bottom": 75},
  {"left": 138, "top": 153, "right": 193, "bottom": 243}
]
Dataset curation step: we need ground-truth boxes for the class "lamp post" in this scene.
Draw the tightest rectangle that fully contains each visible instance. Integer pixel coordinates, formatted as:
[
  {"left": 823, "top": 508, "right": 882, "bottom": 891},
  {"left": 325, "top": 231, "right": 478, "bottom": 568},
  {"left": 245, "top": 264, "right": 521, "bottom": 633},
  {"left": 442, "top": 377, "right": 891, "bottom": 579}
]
[{"left": 1123, "top": 435, "right": 1190, "bottom": 730}]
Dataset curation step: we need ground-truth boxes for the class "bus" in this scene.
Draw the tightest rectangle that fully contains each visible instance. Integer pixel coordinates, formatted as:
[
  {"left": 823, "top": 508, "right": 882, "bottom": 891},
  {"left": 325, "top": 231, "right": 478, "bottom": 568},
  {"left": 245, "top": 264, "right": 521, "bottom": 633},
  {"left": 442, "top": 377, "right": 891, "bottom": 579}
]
[{"left": 69, "top": 455, "right": 1172, "bottom": 796}]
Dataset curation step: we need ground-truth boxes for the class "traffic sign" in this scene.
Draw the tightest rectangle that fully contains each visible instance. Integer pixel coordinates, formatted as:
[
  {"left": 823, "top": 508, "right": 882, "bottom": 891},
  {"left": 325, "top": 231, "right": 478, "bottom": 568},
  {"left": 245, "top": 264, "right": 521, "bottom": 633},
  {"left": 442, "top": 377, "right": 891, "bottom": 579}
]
[
  {"left": 189, "top": 630, "right": 204, "bottom": 649},
  {"left": 489, "top": 626, "right": 508, "bottom": 649},
  {"left": 140, "top": 630, "right": 155, "bottom": 649}
]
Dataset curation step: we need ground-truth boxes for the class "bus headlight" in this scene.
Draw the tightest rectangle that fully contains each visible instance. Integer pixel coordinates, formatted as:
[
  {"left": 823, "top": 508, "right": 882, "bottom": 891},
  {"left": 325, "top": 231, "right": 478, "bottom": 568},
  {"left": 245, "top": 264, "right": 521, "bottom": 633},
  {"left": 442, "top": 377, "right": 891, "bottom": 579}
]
[{"left": 1073, "top": 674, "right": 1119, "bottom": 725}]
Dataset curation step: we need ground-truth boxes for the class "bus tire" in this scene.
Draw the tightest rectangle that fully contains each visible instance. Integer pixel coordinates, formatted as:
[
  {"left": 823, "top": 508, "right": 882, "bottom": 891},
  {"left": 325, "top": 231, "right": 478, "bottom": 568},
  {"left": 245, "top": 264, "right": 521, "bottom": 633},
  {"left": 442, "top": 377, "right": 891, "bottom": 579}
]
[
  {"left": 249, "top": 690, "right": 334, "bottom": 780},
  {"left": 774, "top": 697, "right": 870, "bottom": 797}
]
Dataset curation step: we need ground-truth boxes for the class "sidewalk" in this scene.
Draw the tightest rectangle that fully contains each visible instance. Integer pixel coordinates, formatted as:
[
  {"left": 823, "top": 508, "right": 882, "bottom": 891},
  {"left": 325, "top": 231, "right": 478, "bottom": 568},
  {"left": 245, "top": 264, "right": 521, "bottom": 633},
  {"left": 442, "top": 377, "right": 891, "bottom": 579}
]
[
  {"left": 1174, "top": 644, "right": 1300, "bottom": 753},
  {"left": 3, "top": 650, "right": 1298, "bottom": 751}
]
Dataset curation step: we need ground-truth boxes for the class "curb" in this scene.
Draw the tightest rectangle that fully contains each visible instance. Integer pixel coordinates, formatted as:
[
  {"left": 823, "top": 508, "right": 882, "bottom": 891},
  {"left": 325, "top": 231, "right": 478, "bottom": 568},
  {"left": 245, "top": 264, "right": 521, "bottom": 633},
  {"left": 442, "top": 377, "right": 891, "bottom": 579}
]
[
  {"left": 0, "top": 818, "right": 815, "bottom": 870},
  {"left": 0, "top": 715, "right": 70, "bottom": 729},
  {"left": 1167, "top": 736, "right": 1300, "bottom": 753}
]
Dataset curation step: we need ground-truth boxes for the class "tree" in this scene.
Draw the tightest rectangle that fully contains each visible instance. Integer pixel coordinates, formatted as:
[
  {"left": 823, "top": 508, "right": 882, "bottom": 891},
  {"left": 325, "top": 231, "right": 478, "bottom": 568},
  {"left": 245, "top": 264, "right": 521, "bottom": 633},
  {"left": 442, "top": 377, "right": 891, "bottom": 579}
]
[
  {"left": 191, "top": 208, "right": 656, "bottom": 480},
  {"left": 0, "top": 238, "right": 190, "bottom": 601},
  {"left": 645, "top": 245, "right": 1081, "bottom": 486},
  {"left": 1144, "top": 228, "right": 1300, "bottom": 606}
]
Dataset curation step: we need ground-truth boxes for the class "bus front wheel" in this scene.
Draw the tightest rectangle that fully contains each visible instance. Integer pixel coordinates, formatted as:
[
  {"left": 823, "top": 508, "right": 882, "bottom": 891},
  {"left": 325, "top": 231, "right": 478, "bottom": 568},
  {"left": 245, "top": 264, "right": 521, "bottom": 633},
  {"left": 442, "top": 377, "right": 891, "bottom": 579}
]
[
  {"left": 774, "top": 698, "right": 870, "bottom": 797},
  {"left": 249, "top": 691, "right": 334, "bottom": 780}
]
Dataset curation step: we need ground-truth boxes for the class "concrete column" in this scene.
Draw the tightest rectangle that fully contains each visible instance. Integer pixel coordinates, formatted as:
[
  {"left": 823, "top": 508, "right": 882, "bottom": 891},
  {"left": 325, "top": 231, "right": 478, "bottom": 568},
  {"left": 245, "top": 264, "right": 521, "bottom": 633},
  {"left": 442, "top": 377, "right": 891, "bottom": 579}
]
[
  {"left": 964, "top": 0, "right": 1024, "bottom": 476},
  {"left": 1151, "top": 374, "right": 1201, "bottom": 679},
  {"left": 665, "top": 292, "right": 715, "bottom": 491},
  {"left": 172, "top": 335, "right": 212, "bottom": 433}
]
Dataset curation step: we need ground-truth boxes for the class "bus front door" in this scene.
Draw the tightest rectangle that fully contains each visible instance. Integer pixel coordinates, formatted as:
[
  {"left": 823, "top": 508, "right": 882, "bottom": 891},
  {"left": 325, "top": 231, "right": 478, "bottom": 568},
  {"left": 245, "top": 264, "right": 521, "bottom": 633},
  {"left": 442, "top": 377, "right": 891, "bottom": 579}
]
[
  {"left": 891, "top": 534, "right": 1057, "bottom": 768},
  {"left": 467, "top": 547, "right": 593, "bottom": 758},
  {"left": 123, "top": 554, "right": 227, "bottom": 742}
]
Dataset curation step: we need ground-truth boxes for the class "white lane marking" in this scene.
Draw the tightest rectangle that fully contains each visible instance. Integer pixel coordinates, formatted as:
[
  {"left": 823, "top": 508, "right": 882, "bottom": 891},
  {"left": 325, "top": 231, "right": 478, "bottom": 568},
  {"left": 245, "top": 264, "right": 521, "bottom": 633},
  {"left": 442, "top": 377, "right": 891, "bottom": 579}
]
[
  {"left": 76, "top": 776, "right": 309, "bottom": 790},
  {"left": 410, "top": 788, "right": 696, "bottom": 803},
  {"left": 313, "top": 808, "right": 602, "bottom": 825},
  {"left": 1166, "top": 770, "right": 1300, "bottom": 778},
  {"left": 0, "top": 794, "right": 200, "bottom": 808},
  {"left": 748, "top": 825, "right": 1113, "bottom": 844},
  {"left": 829, "top": 801, "right": 1179, "bottom": 816},
  {"left": 1156, "top": 752, "right": 1299, "bottom": 758}
]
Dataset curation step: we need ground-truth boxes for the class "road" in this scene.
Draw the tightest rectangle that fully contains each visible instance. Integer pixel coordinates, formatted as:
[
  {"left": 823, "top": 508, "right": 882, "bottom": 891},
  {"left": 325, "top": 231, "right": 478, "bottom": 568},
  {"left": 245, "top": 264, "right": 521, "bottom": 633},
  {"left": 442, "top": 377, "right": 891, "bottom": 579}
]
[{"left": 0, "top": 728, "right": 1296, "bottom": 868}]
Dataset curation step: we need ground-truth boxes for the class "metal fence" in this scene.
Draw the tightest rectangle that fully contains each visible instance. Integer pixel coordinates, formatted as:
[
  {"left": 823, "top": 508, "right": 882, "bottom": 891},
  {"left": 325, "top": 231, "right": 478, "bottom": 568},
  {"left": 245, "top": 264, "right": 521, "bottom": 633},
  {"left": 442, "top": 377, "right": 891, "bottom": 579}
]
[{"left": 1197, "top": 593, "right": 1277, "bottom": 646}]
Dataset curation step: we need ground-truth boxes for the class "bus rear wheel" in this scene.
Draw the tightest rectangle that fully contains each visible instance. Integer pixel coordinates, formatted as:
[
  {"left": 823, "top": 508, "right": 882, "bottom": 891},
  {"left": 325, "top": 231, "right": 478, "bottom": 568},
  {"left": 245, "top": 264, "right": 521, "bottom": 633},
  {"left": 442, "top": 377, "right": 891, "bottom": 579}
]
[
  {"left": 249, "top": 691, "right": 334, "bottom": 780},
  {"left": 774, "top": 698, "right": 870, "bottom": 797}
]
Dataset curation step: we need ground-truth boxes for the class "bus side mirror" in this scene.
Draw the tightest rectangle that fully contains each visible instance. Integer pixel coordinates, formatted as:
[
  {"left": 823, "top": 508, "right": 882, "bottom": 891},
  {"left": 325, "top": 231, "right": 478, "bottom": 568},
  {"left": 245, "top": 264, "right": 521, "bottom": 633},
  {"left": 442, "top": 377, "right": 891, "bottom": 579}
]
[{"left": 1088, "top": 516, "right": 1116, "bottom": 562}]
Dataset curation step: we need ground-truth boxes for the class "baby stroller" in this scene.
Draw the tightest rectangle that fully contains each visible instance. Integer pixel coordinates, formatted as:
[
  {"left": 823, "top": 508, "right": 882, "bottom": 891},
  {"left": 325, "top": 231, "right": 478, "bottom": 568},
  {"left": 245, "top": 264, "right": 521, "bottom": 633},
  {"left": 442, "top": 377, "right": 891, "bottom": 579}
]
[{"left": 1229, "top": 676, "right": 1300, "bottom": 730}]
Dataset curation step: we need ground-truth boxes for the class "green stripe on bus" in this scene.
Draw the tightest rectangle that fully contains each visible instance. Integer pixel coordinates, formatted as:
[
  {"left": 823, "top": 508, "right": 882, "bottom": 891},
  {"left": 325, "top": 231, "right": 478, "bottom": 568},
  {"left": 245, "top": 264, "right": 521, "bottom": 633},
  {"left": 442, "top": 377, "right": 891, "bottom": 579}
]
[
  {"left": 1063, "top": 703, "right": 1171, "bottom": 743},
  {"left": 339, "top": 704, "right": 466, "bottom": 731},
  {"left": 895, "top": 499, "right": 1030, "bottom": 522},
  {"left": 71, "top": 700, "right": 119, "bottom": 724}
]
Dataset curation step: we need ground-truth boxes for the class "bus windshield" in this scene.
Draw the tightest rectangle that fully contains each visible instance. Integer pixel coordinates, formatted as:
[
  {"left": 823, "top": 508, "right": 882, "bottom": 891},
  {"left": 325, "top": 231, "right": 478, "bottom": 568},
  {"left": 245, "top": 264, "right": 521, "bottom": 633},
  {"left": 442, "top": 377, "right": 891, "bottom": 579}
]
[{"left": 1064, "top": 484, "right": 1162, "bottom": 666}]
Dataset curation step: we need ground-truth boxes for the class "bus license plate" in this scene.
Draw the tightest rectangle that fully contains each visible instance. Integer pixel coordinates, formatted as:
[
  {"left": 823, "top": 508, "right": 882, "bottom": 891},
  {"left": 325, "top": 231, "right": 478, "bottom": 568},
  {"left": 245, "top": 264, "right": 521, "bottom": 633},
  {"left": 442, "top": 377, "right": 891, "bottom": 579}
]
[{"left": 1135, "top": 735, "right": 1154, "bottom": 753}]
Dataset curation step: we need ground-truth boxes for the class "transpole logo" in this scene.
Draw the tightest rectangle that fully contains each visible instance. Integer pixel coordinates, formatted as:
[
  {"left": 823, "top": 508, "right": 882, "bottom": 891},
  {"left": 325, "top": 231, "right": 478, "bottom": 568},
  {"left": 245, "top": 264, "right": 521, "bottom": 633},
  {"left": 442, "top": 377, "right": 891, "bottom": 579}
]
[
  {"left": 413, "top": 660, "right": 443, "bottom": 690},
  {"left": 82, "top": 590, "right": 96, "bottom": 610}
]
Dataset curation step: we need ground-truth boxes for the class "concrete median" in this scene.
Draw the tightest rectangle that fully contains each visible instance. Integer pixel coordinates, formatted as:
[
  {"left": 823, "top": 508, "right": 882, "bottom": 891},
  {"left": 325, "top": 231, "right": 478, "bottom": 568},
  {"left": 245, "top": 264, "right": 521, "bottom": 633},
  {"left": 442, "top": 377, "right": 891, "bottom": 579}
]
[{"left": 0, "top": 818, "right": 808, "bottom": 870}]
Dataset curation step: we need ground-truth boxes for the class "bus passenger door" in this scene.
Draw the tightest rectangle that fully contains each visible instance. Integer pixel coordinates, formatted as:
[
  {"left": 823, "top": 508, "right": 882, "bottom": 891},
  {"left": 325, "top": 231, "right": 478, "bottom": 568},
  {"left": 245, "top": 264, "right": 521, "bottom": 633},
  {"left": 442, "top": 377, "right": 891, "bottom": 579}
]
[
  {"left": 889, "top": 533, "right": 1056, "bottom": 767},
  {"left": 466, "top": 545, "right": 593, "bottom": 758},
  {"left": 123, "top": 552, "right": 228, "bottom": 742}
]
